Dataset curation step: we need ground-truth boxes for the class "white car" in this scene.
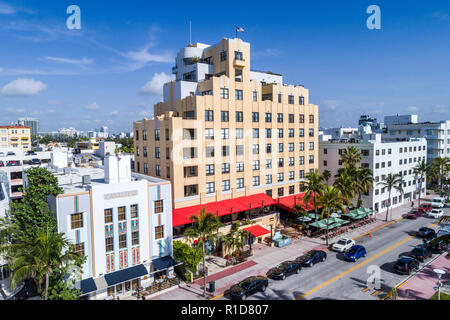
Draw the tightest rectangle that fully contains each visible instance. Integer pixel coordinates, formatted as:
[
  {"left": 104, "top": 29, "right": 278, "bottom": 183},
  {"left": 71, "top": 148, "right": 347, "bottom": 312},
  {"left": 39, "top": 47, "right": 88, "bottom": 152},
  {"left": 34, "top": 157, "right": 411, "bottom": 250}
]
[
  {"left": 428, "top": 209, "right": 444, "bottom": 219},
  {"left": 431, "top": 197, "right": 445, "bottom": 208},
  {"left": 331, "top": 238, "right": 356, "bottom": 252}
]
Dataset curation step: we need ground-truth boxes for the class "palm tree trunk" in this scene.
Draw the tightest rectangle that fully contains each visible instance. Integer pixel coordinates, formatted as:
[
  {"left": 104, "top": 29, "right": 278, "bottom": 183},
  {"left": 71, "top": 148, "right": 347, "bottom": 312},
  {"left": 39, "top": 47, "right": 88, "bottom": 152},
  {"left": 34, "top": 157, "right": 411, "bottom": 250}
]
[
  {"left": 202, "top": 241, "right": 206, "bottom": 298},
  {"left": 385, "top": 190, "right": 391, "bottom": 222},
  {"left": 326, "top": 216, "right": 329, "bottom": 246},
  {"left": 418, "top": 177, "right": 422, "bottom": 207},
  {"left": 44, "top": 273, "right": 49, "bottom": 300}
]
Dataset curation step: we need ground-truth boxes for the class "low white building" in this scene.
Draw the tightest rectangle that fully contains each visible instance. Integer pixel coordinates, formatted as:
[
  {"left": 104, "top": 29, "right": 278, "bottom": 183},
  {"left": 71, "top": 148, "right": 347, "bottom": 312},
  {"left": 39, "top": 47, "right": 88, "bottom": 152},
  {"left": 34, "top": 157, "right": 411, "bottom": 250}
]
[
  {"left": 319, "top": 134, "right": 427, "bottom": 213},
  {"left": 45, "top": 155, "right": 174, "bottom": 300}
]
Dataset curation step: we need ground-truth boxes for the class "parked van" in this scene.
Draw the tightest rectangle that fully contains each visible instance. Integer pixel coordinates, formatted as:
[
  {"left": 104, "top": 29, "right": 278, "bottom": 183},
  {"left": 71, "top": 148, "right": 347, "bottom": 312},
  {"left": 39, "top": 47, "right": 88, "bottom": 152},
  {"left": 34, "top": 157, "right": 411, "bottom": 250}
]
[{"left": 431, "top": 197, "right": 445, "bottom": 208}]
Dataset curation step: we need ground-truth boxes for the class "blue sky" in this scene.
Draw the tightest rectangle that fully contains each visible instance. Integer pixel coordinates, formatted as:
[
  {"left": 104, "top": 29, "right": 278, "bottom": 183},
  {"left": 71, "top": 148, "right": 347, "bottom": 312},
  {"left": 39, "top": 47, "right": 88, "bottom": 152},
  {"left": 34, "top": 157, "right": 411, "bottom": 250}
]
[{"left": 0, "top": 0, "right": 449, "bottom": 133}]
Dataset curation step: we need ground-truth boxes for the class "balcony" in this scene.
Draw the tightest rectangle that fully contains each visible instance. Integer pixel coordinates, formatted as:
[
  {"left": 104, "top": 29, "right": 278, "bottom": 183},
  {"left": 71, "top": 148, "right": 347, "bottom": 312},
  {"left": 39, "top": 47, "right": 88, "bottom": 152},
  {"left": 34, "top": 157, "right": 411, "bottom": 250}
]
[{"left": 233, "top": 59, "right": 246, "bottom": 68}]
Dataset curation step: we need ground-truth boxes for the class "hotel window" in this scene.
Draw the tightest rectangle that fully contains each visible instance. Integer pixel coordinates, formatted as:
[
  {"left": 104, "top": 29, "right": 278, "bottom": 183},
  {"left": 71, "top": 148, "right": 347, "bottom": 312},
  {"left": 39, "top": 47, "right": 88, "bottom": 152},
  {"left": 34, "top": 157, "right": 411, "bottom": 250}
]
[
  {"left": 222, "top": 163, "right": 230, "bottom": 173},
  {"left": 206, "top": 182, "right": 215, "bottom": 194},
  {"left": 222, "top": 146, "right": 230, "bottom": 156},
  {"left": 165, "top": 129, "right": 170, "bottom": 141},
  {"left": 382, "top": 149, "right": 386, "bottom": 155},
  {"left": 104, "top": 208, "right": 113, "bottom": 224},
  {"left": 132, "top": 231, "right": 139, "bottom": 246},
  {"left": 154, "top": 200, "right": 164, "bottom": 214},
  {"left": 236, "top": 145, "right": 244, "bottom": 155},
  {"left": 289, "top": 157, "right": 295, "bottom": 166},
  {"left": 220, "top": 51, "right": 227, "bottom": 61},
  {"left": 221, "top": 128, "right": 229, "bottom": 139},
  {"left": 71, "top": 213, "right": 83, "bottom": 229},
  {"left": 205, "top": 128, "right": 214, "bottom": 140},
  {"left": 278, "top": 94, "right": 282, "bottom": 103},
  {"left": 289, "top": 185, "right": 295, "bottom": 195},
  {"left": 155, "top": 165, "right": 160, "bottom": 176},
  {"left": 234, "top": 51, "right": 243, "bottom": 60},
  {"left": 237, "top": 178, "right": 244, "bottom": 189},
  {"left": 221, "top": 111, "right": 229, "bottom": 122},
  {"left": 278, "top": 143, "right": 284, "bottom": 153},
  {"left": 309, "top": 129, "right": 314, "bottom": 137},
  {"left": 288, "top": 128, "right": 294, "bottom": 138},
  {"left": 166, "top": 148, "right": 170, "bottom": 160},
  {"left": 118, "top": 207, "right": 126, "bottom": 221},
  {"left": 309, "top": 115, "right": 314, "bottom": 124},
  {"left": 266, "top": 189, "right": 273, "bottom": 197},
  {"left": 74, "top": 243, "right": 85, "bottom": 256},
  {"left": 253, "top": 144, "right": 260, "bottom": 155},
  {"left": 266, "top": 144, "right": 272, "bottom": 154},
  {"left": 388, "top": 149, "right": 392, "bottom": 155},
  {"left": 236, "top": 128, "right": 244, "bottom": 139},
  {"left": 205, "top": 110, "right": 214, "bottom": 121},
  {"left": 299, "top": 170, "right": 305, "bottom": 179},
  {"left": 206, "top": 164, "right": 215, "bottom": 175},
  {"left": 278, "top": 188, "right": 284, "bottom": 197},
  {"left": 309, "top": 155, "right": 315, "bottom": 164},
  {"left": 278, "top": 158, "right": 284, "bottom": 168},
  {"left": 299, "top": 96, "right": 305, "bottom": 105},
  {"left": 235, "top": 90, "right": 243, "bottom": 100},
  {"left": 131, "top": 204, "right": 138, "bottom": 219},
  {"left": 184, "top": 185, "right": 198, "bottom": 197},
  {"left": 265, "top": 113, "right": 272, "bottom": 123},
  {"left": 376, "top": 150, "right": 380, "bottom": 156},
  {"left": 220, "top": 88, "right": 229, "bottom": 99},
  {"left": 278, "top": 129, "right": 284, "bottom": 138},
  {"left": 252, "top": 112, "right": 259, "bottom": 122},
  {"left": 299, "top": 114, "right": 305, "bottom": 123},
  {"left": 299, "top": 156, "right": 305, "bottom": 165},
  {"left": 361, "top": 149, "right": 369, "bottom": 156},
  {"left": 299, "top": 142, "right": 305, "bottom": 151},
  {"left": 388, "top": 161, "right": 392, "bottom": 167},
  {"left": 105, "top": 238, "right": 114, "bottom": 252},
  {"left": 266, "top": 174, "right": 273, "bottom": 184},
  {"left": 236, "top": 162, "right": 244, "bottom": 172},
  {"left": 324, "top": 148, "right": 328, "bottom": 154},
  {"left": 266, "top": 128, "right": 272, "bottom": 138},
  {"left": 155, "top": 226, "right": 164, "bottom": 240},
  {"left": 299, "top": 129, "right": 305, "bottom": 137},
  {"left": 143, "top": 130, "right": 148, "bottom": 141},
  {"left": 154, "top": 129, "right": 160, "bottom": 141},
  {"left": 253, "top": 128, "right": 259, "bottom": 138},
  {"left": 288, "top": 114, "right": 295, "bottom": 124},
  {"left": 278, "top": 173, "right": 284, "bottom": 182},
  {"left": 324, "top": 160, "right": 328, "bottom": 166},
  {"left": 289, "top": 143, "right": 295, "bottom": 152},
  {"left": 154, "top": 147, "right": 159, "bottom": 159},
  {"left": 253, "top": 91, "right": 258, "bottom": 101},
  {"left": 252, "top": 160, "right": 260, "bottom": 171},
  {"left": 222, "top": 180, "right": 230, "bottom": 191},
  {"left": 277, "top": 113, "right": 284, "bottom": 123},
  {"left": 289, "top": 171, "right": 295, "bottom": 180},
  {"left": 206, "top": 146, "right": 215, "bottom": 158},
  {"left": 236, "top": 111, "right": 243, "bottom": 122},
  {"left": 252, "top": 176, "right": 260, "bottom": 187},
  {"left": 288, "top": 95, "right": 294, "bottom": 104},
  {"left": 266, "top": 159, "right": 272, "bottom": 169},
  {"left": 309, "top": 142, "right": 314, "bottom": 151},
  {"left": 119, "top": 234, "right": 127, "bottom": 249}
]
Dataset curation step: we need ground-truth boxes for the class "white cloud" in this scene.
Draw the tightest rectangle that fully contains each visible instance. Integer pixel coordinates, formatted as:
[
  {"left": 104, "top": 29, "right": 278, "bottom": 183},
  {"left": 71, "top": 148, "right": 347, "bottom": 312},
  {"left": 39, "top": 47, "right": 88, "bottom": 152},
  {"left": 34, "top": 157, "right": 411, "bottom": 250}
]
[
  {"left": 407, "top": 106, "right": 419, "bottom": 113},
  {"left": 84, "top": 102, "right": 101, "bottom": 111},
  {"left": 6, "top": 107, "right": 26, "bottom": 114},
  {"left": 139, "top": 72, "right": 174, "bottom": 96},
  {"left": 432, "top": 104, "right": 448, "bottom": 114},
  {"left": 0, "top": 3, "right": 16, "bottom": 14},
  {"left": 322, "top": 99, "right": 343, "bottom": 111},
  {"left": 48, "top": 108, "right": 56, "bottom": 113},
  {"left": 0, "top": 67, "right": 3, "bottom": 73},
  {"left": 110, "top": 111, "right": 119, "bottom": 116},
  {"left": 121, "top": 44, "right": 173, "bottom": 71},
  {"left": 1, "top": 78, "right": 47, "bottom": 97},
  {"left": 41, "top": 56, "right": 93, "bottom": 66},
  {"left": 139, "top": 110, "right": 153, "bottom": 118}
]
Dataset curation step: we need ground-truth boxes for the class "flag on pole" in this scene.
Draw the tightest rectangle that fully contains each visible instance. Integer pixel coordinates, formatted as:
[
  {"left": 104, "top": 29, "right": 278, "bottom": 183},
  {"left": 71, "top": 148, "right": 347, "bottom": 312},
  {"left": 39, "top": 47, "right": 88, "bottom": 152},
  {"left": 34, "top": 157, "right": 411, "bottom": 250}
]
[{"left": 236, "top": 27, "right": 244, "bottom": 32}]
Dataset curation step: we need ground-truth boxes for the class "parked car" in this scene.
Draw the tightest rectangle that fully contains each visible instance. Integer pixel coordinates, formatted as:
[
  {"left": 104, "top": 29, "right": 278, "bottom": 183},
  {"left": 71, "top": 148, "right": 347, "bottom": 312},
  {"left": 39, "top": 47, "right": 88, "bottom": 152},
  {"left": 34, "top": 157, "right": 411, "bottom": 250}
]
[
  {"left": 393, "top": 257, "right": 420, "bottom": 275},
  {"left": 30, "top": 158, "right": 41, "bottom": 165},
  {"left": 225, "top": 276, "right": 269, "bottom": 300},
  {"left": 436, "top": 226, "right": 450, "bottom": 239},
  {"left": 0, "top": 161, "right": 4, "bottom": 167},
  {"left": 427, "top": 240, "right": 448, "bottom": 254},
  {"left": 297, "top": 250, "right": 327, "bottom": 267},
  {"left": 431, "top": 197, "right": 445, "bottom": 208},
  {"left": 267, "top": 261, "right": 301, "bottom": 280},
  {"left": 405, "top": 209, "right": 423, "bottom": 219},
  {"left": 6, "top": 161, "right": 20, "bottom": 167},
  {"left": 409, "top": 247, "right": 432, "bottom": 262},
  {"left": 6, "top": 152, "right": 16, "bottom": 156},
  {"left": 344, "top": 245, "right": 367, "bottom": 262},
  {"left": 331, "top": 238, "right": 356, "bottom": 252},
  {"left": 0, "top": 152, "right": 4, "bottom": 157},
  {"left": 428, "top": 209, "right": 444, "bottom": 219},
  {"left": 416, "top": 227, "right": 436, "bottom": 240},
  {"left": 418, "top": 203, "right": 432, "bottom": 212}
]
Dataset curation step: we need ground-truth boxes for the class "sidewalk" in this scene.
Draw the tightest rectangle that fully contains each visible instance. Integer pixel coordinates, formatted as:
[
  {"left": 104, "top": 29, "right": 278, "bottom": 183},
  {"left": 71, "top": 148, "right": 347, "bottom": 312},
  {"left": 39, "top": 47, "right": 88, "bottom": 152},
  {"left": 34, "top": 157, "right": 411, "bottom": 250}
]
[
  {"left": 149, "top": 198, "right": 431, "bottom": 300},
  {"left": 397, "top": 254, "right": 450, "bottom": 300}
]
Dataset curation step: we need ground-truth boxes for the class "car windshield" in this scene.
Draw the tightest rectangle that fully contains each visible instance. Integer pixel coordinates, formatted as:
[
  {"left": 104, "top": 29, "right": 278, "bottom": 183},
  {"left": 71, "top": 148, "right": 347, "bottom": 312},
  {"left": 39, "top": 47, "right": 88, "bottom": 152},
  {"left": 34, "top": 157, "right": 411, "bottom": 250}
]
[
  {"left": 337, "top": 240, "right": 347, "bottom": 245},
  {"left": 419, "top": 228, "right": 428, "bottom": 232},
  {"left": 412, "top": 248, "right": 423, "bottom": 255},
  {"left": 348, "top": 248, "right": 357, "bottom": 255},
  {"left": 273, "top": 262, "right": 290, "bottom": 272},
  {"left": 239, "top": 282, "right": 251, "bottom": 290}
]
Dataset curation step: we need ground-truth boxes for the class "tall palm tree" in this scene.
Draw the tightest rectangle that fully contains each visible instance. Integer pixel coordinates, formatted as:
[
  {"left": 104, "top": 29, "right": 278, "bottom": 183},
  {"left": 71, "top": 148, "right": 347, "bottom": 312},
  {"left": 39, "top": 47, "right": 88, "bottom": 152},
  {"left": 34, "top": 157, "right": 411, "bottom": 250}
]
[
  {"left": 322, "top": 170, "right": 331, "bottom": 185},
  {"left": 377, "top": 173, "right": 404, "bottom": 222},
  {"left": 340, "top": 146, "right": 362, "bottom": 167},
  {"left": 333, "top": 170, "right": 355, "bottom": 208},
  {"left": 316, "top": 185, "right": 346, "bottom": 246},
  {"left": 431, "top": 157, "right": 449, "bottom": 189},
  {"left": 413, "top": 159, "right": 428, "bottom": 206},
  {"left": 303, "top": 170, "right": 324, "bottom": 213},
  {"left": 355, "top": 168, "right": 374, "bottom": 208},
  {"left": 184, "top": 207, "right": 223, "bottom": 298}
]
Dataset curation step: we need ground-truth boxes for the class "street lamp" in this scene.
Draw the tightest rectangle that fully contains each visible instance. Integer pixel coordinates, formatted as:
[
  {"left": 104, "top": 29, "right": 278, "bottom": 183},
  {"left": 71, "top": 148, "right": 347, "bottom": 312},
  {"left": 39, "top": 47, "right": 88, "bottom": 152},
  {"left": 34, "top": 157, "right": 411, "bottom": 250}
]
[{"left": 433, "top": 268, "right": 445, "bottom": 300}]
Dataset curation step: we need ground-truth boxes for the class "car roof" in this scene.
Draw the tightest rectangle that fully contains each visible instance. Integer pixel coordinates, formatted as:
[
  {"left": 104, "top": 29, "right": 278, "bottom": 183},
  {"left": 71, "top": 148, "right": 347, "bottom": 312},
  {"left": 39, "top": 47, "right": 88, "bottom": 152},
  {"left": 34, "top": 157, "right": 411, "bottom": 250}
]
[
  {"left": 419, "top": 227, "right": 432, "bottom": 231},
  {"left": 398, "top": 257, "right": 414, "bottom": 263},
  {"left": 351, "top": 245, "right": 364, "bottom": 250},
  {"left": 242, "top": 276, "right": 264, "bottom": 283}
]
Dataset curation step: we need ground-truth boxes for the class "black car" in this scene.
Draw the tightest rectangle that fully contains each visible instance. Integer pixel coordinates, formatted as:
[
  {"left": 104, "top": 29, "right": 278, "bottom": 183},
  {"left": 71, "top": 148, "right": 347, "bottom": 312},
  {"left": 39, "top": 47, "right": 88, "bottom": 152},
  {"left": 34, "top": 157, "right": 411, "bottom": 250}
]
[
  {"left": 26, "top": 151, "right": 37, "bottom": 156},
  {"left": 409, "top": 247, "right": 432, "bottom": 262},
  {"left": 297, "top": 250, "right": 327, "bottom": 267},
  {"left": 267, "top": 261, "right": 301, "bottom": 280},
  {"left": 393, "top": 257, "right": 419, "bottom": 275},
  {"left": 225, "top": 276, "right": 269, "bottom": 300},
  {"left": 416, "top": 227, "right": 436, "bottom": 239},
  {"left": 30, "top": 158, "right": 41, "bottom": 165},
  {"left": 427, "top": 240, "right": 449, "bottom": 254}
]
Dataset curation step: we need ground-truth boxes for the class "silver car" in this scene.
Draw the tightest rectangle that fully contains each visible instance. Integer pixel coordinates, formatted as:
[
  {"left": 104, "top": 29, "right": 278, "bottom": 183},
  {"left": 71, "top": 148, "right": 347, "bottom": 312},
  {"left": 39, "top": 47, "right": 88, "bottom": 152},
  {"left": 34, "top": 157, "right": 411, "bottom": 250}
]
[
  {"left": 428, "top": 209, "right": 444, "bottom": 219},
  {"left": 331, "top": 238, "right": 356, "bottom": 252}
]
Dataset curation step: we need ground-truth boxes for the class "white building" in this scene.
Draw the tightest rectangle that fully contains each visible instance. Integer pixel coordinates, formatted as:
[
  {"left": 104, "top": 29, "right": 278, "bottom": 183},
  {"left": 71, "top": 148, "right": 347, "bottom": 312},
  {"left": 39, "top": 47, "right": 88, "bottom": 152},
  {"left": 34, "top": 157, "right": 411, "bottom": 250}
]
[
  {"left": 319, "top": 134, "right": 427, "bottom": 213},
  {"left": 95, "top": 141, "right": 116, "bottom": 159},
  {"left": 384, "top": 114, "right": 450, "bottom": 161},
  {"left": 45, "top": 155, "right": 174, "bottom": 300}
]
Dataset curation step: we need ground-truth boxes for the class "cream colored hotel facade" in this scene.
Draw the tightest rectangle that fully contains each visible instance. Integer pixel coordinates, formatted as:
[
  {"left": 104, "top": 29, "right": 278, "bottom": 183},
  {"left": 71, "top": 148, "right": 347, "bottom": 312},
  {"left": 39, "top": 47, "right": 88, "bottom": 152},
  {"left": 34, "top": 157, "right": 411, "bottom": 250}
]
[{"left": 134, "top": 37, "right": 319, "bottom": 210}]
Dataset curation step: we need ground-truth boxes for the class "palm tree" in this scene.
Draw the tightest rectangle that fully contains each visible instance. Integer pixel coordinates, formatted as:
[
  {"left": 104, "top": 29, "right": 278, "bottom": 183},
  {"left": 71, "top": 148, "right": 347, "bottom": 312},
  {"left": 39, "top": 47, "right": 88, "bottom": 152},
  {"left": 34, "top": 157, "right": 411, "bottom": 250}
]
[
  {"left": 303, "top": 170, "right": 325, "bottom": 213},
  {"left": 184, "top": 207, "right": 223, "bottom": 298},
  {"left": 316, "top": 185, "right": 346, "bottom": 246},
  {"left": 340, "top": 146, "right": 362, "bottom": 167},
  {"left": 431, "top": 157, "right": 449, "bottom": 189},
  {"left": 355, "top": 168, "right": 374, "bottom": 208},
  {"left": 333, "top": 169, "right": 355, "bottom": 208},
  {"left": 413, "top": 159, "right": 428, "bottom": 206},
  {"left": 377, "top": 173, "right": 404, "bottom": 222},
  {"left": 0, "top": 225, "right": 80, "bottom": 300},
  {"left": 322, "top": 170, "right": 331, "bottom": 185}
]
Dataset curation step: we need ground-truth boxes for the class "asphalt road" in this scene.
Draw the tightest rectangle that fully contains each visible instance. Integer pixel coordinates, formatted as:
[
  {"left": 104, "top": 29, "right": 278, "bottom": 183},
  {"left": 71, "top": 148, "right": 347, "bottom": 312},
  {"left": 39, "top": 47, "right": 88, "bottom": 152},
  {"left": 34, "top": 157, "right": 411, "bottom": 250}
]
[{"left": 222, "top": 207, "right": 449, "bottom": 300}]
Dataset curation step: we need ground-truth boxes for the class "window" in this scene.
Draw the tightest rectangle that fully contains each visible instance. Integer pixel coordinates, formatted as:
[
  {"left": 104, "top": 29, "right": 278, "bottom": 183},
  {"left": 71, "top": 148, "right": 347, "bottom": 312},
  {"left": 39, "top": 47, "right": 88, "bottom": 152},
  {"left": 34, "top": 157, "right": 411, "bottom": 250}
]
[
  {"left": 299, "top": 96, "right": 305, "bottom": 105},
  {"left": 300, "top": 170, "right": 305, "bottom": 179},
  {"left": 266, "top": 159, "right": 272, "bottom": 169},
  {"left": 299, "top": 114, "right": 305, "bottom": 123},
  {"left": 205, "top": 128, "right": 214, "bottom": 140},
  {"left": 278, "top": 94, "right": 282, "bottom": 103},
  {"left": 74, "top": 243, "right": 85, "bottom": 256},
  {"left": 236, "top": 162, "right": 244, "bottom": 172},
  {"left": 221, "top": 128, "right": 229, "bottom": 139},
  {"left": 278, "top": 129, "right": 284, "bottom": 138},
  {"left": 289, "top": 157, "right": 295, "bottom": 166},
  {"left": 71, "top": 213, "right": 83, "bottom": 229},
  {"left": 299, "top": 142, "right": 305, "bottom": 151},
  {"left": 309, "top": 115, "right": 314, "bottom": 124},
  {"left": 278, "top": 188, "right": 284, "bottom": 197},
  {"left": 155, "top": 165, "right": 160, "bottom": 176},
  {"left": 236, "top": 128, "right": 243, "bottom": 139},
  {"left": 253, "top": 144, "right": 260, "bottom": 155},
  {"left": 252, "top": 128, "right": 259, "bottom": 138},
  {"left": 288, "top": 128, "right": 294, "bottom": 138},
  {"left": 236, "top": 111, "right": 243, "bottom": 122},
  {"left": 252, "top": 176, "right": 260, "bottom": 186},
  {"left": 299, "top": 156, "right": 305, "bottom": 165},
  {"left": 143, "top": 130, "right": 147, "bottom": 141},
  {"left": 278, "top": 143, "right": 284, "bottom": 153},
  {"left": 118, "top": 207, "right": 126, "bottom": 221},
  {"left": 237, "top": 178, "right": 244, "bottom": 189},
  {"left": 309, "top": 155, "right": 314, "bottom": 164},
  {"left": 154, "top": 129, "right": 160, "bottom": 141},
  {"left": 289, "top": 171, "right": 295, "bottom": 180},
  {"left": 278, "top": 158, "right": 284, "bottom": 167},
  {"left": 253, "top": 91, "right": 258, "bottom": 101},
  {"left": 278, "top": 172, "right": 284, "bottom": 182},
  {"left": 206, "top": 164, "right": 215, "bottom": 175},
  {"left": 220, "top": 88, "right": 229, "bottom": 99},
  {"left": 252, "top": 160, "right": 260, "bottom": 170},
  {"left": 265, "top": 113, "right": 272, "bottom": 123},
  {"left": 155, "top": 226, "right": 164, "bottom": 239},
  {"left": 236, "top": 145, "right": 244, "bottom": 155},
  {"left": 309, "top": 142, "right": 314, "bottom": 150},
  {"left": 266, "top": 174, "right": 272, "bottom": 184},
  {"left": 235, "top": 90, "right": 243, "bottom": 100},
  {"left": 132, "top": 231, "right": 139, "bottom": 246},
  {"left": 266, "top": 128, "right": 272, "bottom": 138},
  {"left": 288, "top": 95, "right": 294, "bottom": 104},
  {"left": 154, "top": 200, "right": 164, "bottom": 214},
  {"left": 105, "top": 238, "right": 114, "bottom": 252},
  {"left": 309, "top": 129, "right": 314, "bottom": 137},
  {"left": 119, "top": 234, "right": 127, "bottom": 249},
  {"left": 206, "top": 146, "right": 215, "bottom": 158},
  {"left": 289, "top": 143, "right": 295, "bottom": 152},
  {"left": 266, "top": 144, "right": 272, "bottom": 154},
  {"left": 220, "top": 51, "right": 227, "bottom": 61},
  {"left": 205, "top": 110, "right": 214, "bottom": 121},
  {"left": 277, "top": 113, "right": 284, "bottom": 123},
  {"left": 222, "top": 146, "right": 230, "bottom": 156},
  {"left": 206, "top": 182, "right": 215, "bottom": 194},
  {"left": 252, "top": 112, "right": 259, "bottom": 122},
  {"left": 222, "top": 180, "right": 230, "bottom": 191},
  {"left": 299, "top": 128, "right": 304, "bottom": 137},
  {"left": 155, "top": 147, "right": 160, "bottom": 159},
  {"left": 266, "top": 189, "right": 273, "bottom": 197},
  {"left": 222, "top": 163, "right": 230, "bottom": 173},
  {"left": 131, "top": 204, "right": 138, "bottom": 219},
  {"left": 221, "top": 111, "right": 229, "bottom": 122}
]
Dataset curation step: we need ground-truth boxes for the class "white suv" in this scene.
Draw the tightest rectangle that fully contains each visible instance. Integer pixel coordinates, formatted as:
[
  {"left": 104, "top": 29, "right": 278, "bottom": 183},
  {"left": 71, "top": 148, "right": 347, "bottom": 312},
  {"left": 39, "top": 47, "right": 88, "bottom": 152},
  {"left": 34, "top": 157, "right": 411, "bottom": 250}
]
[
  {"left": 428, "top": 209, "right": 444, "bottom": 219},
  {"left": 431, "top": 197, "right": 445, "bottom": 208}
]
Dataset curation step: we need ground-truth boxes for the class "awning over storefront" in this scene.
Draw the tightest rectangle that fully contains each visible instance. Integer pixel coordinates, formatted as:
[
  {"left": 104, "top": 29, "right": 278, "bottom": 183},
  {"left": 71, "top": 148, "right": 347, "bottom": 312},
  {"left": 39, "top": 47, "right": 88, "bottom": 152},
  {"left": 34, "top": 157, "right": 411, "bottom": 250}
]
[
  {"left": 309, "top": 217, "right": 349, "bottom": 230},
  {"left": 243, "top": 225, "right": 271, "bottom": 238},
  {"left": 104, "top": 264, "right": 148, "bottom": 287},
  {"left": 152, "top": 255, "right": 177, "bottom": 271},
  {"left": 172, "top": 193, "right": 277, "bottom": 227},
  {"left": 277, "top": 193, "right": 320, "bottom": 212},
  {"left": 76, "top": 277, "right": 97, "bottom": 295}
]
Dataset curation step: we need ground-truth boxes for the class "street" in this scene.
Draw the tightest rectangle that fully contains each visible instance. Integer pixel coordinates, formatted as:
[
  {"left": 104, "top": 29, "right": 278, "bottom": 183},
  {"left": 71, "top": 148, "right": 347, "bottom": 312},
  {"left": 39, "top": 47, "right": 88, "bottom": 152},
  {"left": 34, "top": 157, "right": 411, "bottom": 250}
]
[{"left": 220, "top": 207, "right": 449, "bottom": 300}]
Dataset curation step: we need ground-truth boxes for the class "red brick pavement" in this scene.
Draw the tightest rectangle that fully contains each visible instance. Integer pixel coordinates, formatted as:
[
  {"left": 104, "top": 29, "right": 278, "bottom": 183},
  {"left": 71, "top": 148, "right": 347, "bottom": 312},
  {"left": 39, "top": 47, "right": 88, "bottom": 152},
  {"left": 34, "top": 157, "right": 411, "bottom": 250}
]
[{"left": 193, "top": 260, "right": 258, "bottom": 286}]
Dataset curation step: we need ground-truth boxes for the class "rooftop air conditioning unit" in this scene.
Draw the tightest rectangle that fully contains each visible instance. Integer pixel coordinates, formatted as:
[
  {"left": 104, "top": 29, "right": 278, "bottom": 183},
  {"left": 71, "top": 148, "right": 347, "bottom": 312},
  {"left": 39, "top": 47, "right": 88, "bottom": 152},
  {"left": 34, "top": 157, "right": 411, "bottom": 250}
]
[{"left": 82, "top": 175, "right": 91, "bottom": 185}]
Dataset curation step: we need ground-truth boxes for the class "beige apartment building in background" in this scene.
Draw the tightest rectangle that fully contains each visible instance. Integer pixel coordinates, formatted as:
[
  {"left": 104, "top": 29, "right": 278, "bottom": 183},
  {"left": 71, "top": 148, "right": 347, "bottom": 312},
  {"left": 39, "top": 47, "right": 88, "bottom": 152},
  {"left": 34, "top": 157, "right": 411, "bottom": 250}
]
[
  {"left": 0, "top": 126, "right": 31, "bottom": 150},
  {"left": 134, "top": 37, "right": 319, "bottom": 210}
]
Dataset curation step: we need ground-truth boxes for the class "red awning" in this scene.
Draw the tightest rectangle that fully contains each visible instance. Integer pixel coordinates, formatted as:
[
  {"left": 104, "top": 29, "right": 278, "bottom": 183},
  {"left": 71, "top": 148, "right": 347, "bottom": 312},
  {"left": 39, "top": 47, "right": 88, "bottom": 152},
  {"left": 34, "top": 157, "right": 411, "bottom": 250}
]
[
  {"left": 172, "top": 193, "right": 276, "bottom": 227},
  {"left": 243, "top": 225, "right": 271, "bottom": 238},
  {"left": 277, "top": 193, "right": 318, "bottom": 212}
]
